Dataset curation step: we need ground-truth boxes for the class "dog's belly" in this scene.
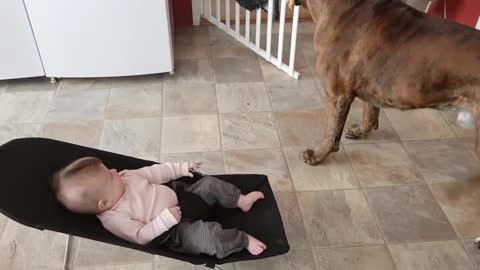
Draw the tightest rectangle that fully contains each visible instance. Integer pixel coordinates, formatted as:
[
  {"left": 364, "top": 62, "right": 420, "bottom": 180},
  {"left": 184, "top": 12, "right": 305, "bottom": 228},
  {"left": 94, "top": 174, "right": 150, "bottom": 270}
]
[{"left": 353, "top": 85, "right": 459, "bottom": 111}]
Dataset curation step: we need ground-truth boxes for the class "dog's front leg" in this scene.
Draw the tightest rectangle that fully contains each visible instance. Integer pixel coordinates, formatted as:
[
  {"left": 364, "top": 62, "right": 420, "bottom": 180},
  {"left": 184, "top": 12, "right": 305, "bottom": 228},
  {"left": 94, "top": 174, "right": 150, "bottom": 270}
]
[
  {"left": 303, "top": 95, "right": 354, "bottom": 165},
  {"left": 345, "top": 102, "right": 380, "bottom": 139}
]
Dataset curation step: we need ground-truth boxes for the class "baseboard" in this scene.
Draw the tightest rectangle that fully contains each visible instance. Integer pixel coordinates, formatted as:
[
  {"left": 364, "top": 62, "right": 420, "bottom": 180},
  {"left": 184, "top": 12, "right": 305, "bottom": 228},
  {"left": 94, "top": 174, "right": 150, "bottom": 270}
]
[{"left": 199, "top": 16, "right": 313, "bottom": 25}]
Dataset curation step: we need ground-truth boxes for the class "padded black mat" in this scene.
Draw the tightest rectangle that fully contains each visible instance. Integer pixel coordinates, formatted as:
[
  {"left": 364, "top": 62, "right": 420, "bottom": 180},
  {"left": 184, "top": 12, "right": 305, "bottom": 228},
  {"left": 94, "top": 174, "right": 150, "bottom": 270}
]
[{"left": 0, "top": 138, "right": 290, "bottom": 267}]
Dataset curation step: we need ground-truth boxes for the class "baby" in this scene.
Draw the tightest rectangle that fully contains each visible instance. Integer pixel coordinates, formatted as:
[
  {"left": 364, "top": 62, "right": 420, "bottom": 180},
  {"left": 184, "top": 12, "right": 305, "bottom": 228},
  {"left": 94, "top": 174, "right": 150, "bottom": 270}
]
[{"left": 51, "top": 157, "right": 267, "bottom": 258}]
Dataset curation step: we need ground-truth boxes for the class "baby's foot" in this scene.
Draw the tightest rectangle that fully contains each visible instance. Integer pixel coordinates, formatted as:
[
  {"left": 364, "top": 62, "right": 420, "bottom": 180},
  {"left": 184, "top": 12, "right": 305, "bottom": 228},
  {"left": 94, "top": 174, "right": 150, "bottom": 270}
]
[
  {"left": 237, "top": 191, "right": 264, "bottom": 212},
  {"left": 247, "top": 235, "right": 267, "bottom": 256}
]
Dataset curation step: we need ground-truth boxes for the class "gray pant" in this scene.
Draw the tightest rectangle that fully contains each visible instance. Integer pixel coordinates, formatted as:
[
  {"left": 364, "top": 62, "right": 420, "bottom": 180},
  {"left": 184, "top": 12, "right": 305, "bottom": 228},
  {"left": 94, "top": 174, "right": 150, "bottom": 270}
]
[{"left": 167, "top": 176, "right": 248, "bottom": 259}]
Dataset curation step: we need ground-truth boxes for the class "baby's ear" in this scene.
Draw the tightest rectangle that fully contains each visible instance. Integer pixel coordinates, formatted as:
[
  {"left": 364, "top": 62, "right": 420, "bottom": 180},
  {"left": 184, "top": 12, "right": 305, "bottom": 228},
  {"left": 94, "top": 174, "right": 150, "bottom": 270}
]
[{"left": 98, "top": 199, "right": 109, "bottom": 211}]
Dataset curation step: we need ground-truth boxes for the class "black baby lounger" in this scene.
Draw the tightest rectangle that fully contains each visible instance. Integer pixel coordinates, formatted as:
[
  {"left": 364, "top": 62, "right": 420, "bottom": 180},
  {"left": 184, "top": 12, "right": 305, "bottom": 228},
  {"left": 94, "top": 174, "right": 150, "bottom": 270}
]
[{"left": 0, "top": 138, "right": 290, "bottom": 268}]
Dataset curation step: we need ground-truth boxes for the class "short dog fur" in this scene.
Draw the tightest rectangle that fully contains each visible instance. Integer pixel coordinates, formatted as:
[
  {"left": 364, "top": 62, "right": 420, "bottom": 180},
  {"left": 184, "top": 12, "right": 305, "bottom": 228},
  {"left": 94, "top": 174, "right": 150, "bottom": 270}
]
[{"left": 289, "top": 0, "right": 480, "bottom": 165}]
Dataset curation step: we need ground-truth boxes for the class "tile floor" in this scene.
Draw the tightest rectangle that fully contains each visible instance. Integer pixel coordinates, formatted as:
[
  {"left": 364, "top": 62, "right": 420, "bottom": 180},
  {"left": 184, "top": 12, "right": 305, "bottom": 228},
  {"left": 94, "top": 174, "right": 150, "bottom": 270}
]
[{"left": 1, "top": 22, "right": 480, "bottom": 270}]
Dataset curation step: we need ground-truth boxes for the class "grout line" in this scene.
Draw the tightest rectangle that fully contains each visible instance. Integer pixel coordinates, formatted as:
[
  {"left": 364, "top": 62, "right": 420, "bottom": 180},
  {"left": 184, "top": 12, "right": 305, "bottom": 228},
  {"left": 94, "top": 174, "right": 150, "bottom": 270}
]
[
  {"left": 155, "top": 82, "right": 166, "bottom": 161},
  {"left": 262, "top": 75, "right": 316, "bottom": 252},
  {"left": 210, "top": 47, "right": 228, "bottom": 174},
  {"left": 342, "top": 145, "right": 400, "bottom": 269},
  {"left": 41, "top": 86, "right": 60, "bottom": 124},
  {"left": 97, "top": 86, "right": 113, "bottom": 151},
  {"left": 215, "top": 86, "right": 228, "bottom": 174},
  {"left": 264, "top": 79, "right": 293, "bottom": 187},
  {"left": 399, "top": 139, "right": 480, "bottom": 269}
]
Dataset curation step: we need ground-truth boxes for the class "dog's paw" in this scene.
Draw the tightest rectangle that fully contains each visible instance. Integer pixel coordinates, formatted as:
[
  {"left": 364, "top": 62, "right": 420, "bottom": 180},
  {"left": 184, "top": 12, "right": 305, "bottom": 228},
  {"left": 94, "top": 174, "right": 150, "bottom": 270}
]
[
  {"left": 345, "top": 124, "right": 364, "bottom": 139},
  {"left": 302, "top": 149, "right": 324, "bottom": 166},
  {"left": 474, "top": 237, "right": 480, "bottom": 244},
  {"left": 303, "top": 150, "right": 319, "bottom": 165}
]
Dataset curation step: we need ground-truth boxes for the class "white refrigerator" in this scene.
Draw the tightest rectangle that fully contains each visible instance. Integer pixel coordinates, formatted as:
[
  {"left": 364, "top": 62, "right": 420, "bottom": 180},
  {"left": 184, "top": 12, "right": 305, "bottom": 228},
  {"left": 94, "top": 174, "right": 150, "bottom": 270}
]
[
  {"left": 24, "top": 0, "right": 174, "bottom": 78},
  {"left": 0, "top": 0, "right": 45, "bottom": 80}
]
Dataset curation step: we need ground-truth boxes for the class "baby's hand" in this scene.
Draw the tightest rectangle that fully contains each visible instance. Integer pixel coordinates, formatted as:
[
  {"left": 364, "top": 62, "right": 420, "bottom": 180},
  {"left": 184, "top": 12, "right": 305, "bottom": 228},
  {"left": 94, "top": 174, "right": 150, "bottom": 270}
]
[
  {"left": 169, "top": 206, "right": 182, "bottom": 223},
  {"left": 189, "top": 162, "right": 202, "bottom": 171}
]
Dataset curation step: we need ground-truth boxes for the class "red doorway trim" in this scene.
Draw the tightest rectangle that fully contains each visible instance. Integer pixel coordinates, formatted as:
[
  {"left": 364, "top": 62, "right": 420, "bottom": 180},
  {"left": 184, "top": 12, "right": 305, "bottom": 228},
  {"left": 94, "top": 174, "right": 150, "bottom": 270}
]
[
  {"left": 172, "top": 0, "right": 193, "bottom": 27},
  {"left": 427, "top": 0, "right": 480, "bottom": 28}
]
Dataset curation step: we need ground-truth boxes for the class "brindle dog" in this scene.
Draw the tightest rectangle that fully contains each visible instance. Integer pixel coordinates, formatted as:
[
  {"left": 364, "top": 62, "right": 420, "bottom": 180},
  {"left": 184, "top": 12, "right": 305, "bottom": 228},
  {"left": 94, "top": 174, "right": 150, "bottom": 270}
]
[{"left": 288, "top": 0, "right": 480, "bottom": 165}]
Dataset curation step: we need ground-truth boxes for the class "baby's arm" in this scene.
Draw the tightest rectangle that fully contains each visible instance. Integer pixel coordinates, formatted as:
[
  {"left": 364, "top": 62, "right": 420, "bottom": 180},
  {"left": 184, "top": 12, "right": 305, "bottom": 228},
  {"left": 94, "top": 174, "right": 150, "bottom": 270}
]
[
  {"left": 133, "top": 162, "right": 198, "bottom": 184},
  {"left": 99, "top": 209, "right": 178, "bottom": 245}
]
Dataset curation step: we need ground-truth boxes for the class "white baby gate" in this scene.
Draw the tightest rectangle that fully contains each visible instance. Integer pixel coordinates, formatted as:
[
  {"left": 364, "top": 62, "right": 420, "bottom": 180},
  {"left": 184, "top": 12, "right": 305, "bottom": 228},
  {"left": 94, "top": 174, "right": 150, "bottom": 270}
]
[{"left": 195, "top": 0, "right": 301, "bottom": 79}]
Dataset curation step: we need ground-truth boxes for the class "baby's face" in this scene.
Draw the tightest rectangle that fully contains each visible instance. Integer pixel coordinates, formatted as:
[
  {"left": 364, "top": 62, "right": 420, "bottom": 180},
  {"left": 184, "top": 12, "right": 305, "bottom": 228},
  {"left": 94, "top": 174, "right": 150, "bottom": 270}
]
[
  {"left": 88, "top": 164, "right": 121, "bottom": 191},
  {"left": 68, "top": 163, "right": 124, "bottom": 213}
]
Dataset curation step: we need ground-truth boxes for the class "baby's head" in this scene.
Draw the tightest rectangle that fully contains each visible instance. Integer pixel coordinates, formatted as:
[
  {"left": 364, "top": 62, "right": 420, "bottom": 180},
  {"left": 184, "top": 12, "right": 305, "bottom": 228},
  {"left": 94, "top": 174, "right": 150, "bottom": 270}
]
[{"left": 51, "top": 157, "right": 125, "bottom": 215}]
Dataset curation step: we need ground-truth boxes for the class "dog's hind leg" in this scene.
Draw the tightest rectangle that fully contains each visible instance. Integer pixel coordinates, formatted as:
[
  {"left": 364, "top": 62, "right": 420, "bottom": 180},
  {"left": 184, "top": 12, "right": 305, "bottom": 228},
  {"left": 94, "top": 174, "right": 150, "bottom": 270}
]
[
  {"left": 345, "top": 102, "right": 380, "bottom": 139},
  {"left": 303, "top": 94, "right": 354, "bottom": 165},
  {"left": 474, "top": 109, "right": 480, "bottom": 158}
]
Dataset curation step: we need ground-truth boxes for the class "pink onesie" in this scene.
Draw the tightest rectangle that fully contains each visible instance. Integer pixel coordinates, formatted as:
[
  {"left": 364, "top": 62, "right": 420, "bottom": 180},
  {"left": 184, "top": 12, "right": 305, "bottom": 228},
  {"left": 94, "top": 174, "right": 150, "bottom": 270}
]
[{"left": 97, "top": 162, "right": 191, "bottom": 245}]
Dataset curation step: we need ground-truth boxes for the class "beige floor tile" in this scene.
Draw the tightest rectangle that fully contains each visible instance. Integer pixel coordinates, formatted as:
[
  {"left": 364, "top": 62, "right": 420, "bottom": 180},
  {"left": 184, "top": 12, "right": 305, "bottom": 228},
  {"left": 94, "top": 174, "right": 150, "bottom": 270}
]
[
  {"left": 115, "top": 263, "right": 154, "bottom": 270},
  {"left": 384, "top": 109, "right": 455, "bottom": 140},
  {"left": 111, "top": 75, "right": 164, "bottom": 89},
  {"left": 389, "top": 241, "right": 475, "bottom": 270},
  {"left": 431, "top": 180, "right": 480, "bottom": 237},
  {"left": 175, "top": 26, "right": 210, "bottom": 46},
  {"left": 58, "top": 78, "right": 112, "bottom": 91},
  {"left": 0, "top": 221, "right": 67, "bottom": 270},
  {"left": 220, "top": 112, "right": 280, "bottom": 150},
  {"left": 174, "top": 42, "right": 210, "bottom": 60},
  {"left": 284, "top": 147, "right": 359, "bottom": 191},
  {"left": 195, "top": 264, "right": 234, "bottom": 270},
  {"left": 275, "top": 192, "right": 310, "bottom": 250},
  {"left": 0, "top": 91, "right": 55, "bottom": 123},
  {"left": 267, "top": 80, "right": 323, "bottom": 112},
  {"left": 163, "top": 83, "right": 217, "bottom": 116},
  {"left": 365, "top": 185, "right": 456, "bottom": 243},
  {"left": 106, "top": 87, "right": 162, "bottom": 119},
  {"left": 213, "top": 57, "right": 264, "bottom": 83},
  {"left": 160, "top": 151, "right": 225, "bottom": 175},
  {"left": 442, "top": 111, "right": 475, "bottom": 138},
  {"left": 462, "top": 237, "right": 480, "bottom": 269},
  {"left": 314, "top": 245, "right": 397, "bottom": 270},
  {"left": 349, "top": 98, "right": 366, "bottom": 109},
  {"left": 100, "top": 118, "right": 161, "bottom": 156},
  {"left": 74, "top": 264, "right": 115, "bottom": 269},
  {"left": 0, "top": 214, "right": 7, "bottom": 235},
  {"left": 343, "top": 108, "right": 399, "bottom": 144},
  {"left": 405, "top": 140, "right": 480, "bottom": 184},
  {"left": 303, "top": 47, "right": 320, "bottom": 82},
  {"left": 275, "top": 111, "right": 326, "bottom": 147},
  {"left": 297, "top": 33, "right": 315, "bottom": 51},
  {"left": 297, "top": 190, "right": 383, "bottom": 247},
  {"left": 40, "top": 120, "right": 104, "bottom": 147},
  {"left": 210, "top": 36, "right": 256, "bottom": 58},
  {"left": 0, "top": 80, "right": 7, "bottom": 92},
  {"left": 235, "top": 249, "right": 317, "bottom": 270},
  {"left": 460, "top": 136, "right": 477, "bottom": 153},
  {"left": 162, "top": 115, "right": 220, "bottom": 153},
  {"left": 345, "top": 142, "right": 424, "bottom": 187},
  {"left": 0, "top": 123, "right": 40, "bottom": 145},
  {"left": 259, "top": 51, "right": 313, "bottom": 82},
  {"left": 6, "top": 77, "right": 58, "bottom": 92},
  {"left": 136, "top": 155, "right": 160, "bottom": 163},
  {"left": 153, "top": 256, "right": 194, "bottom": 270},
  {"left": 216, "top": 82, "right": 271, "bottom": 113},
  {"left": 208, "top": 25, "right": 232, "bottom": 41},
  {"left": 47, "top": 89, "right": 109, "bottom": 122},
  {"left": 166, "top": 59, "right": 215, "bottom": 83},
  {"left": 72, "top": 238, "right": 153, "bottom": 267},
  {"left": 224, "top": 148, "right": 292, "bottom": 191}
]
